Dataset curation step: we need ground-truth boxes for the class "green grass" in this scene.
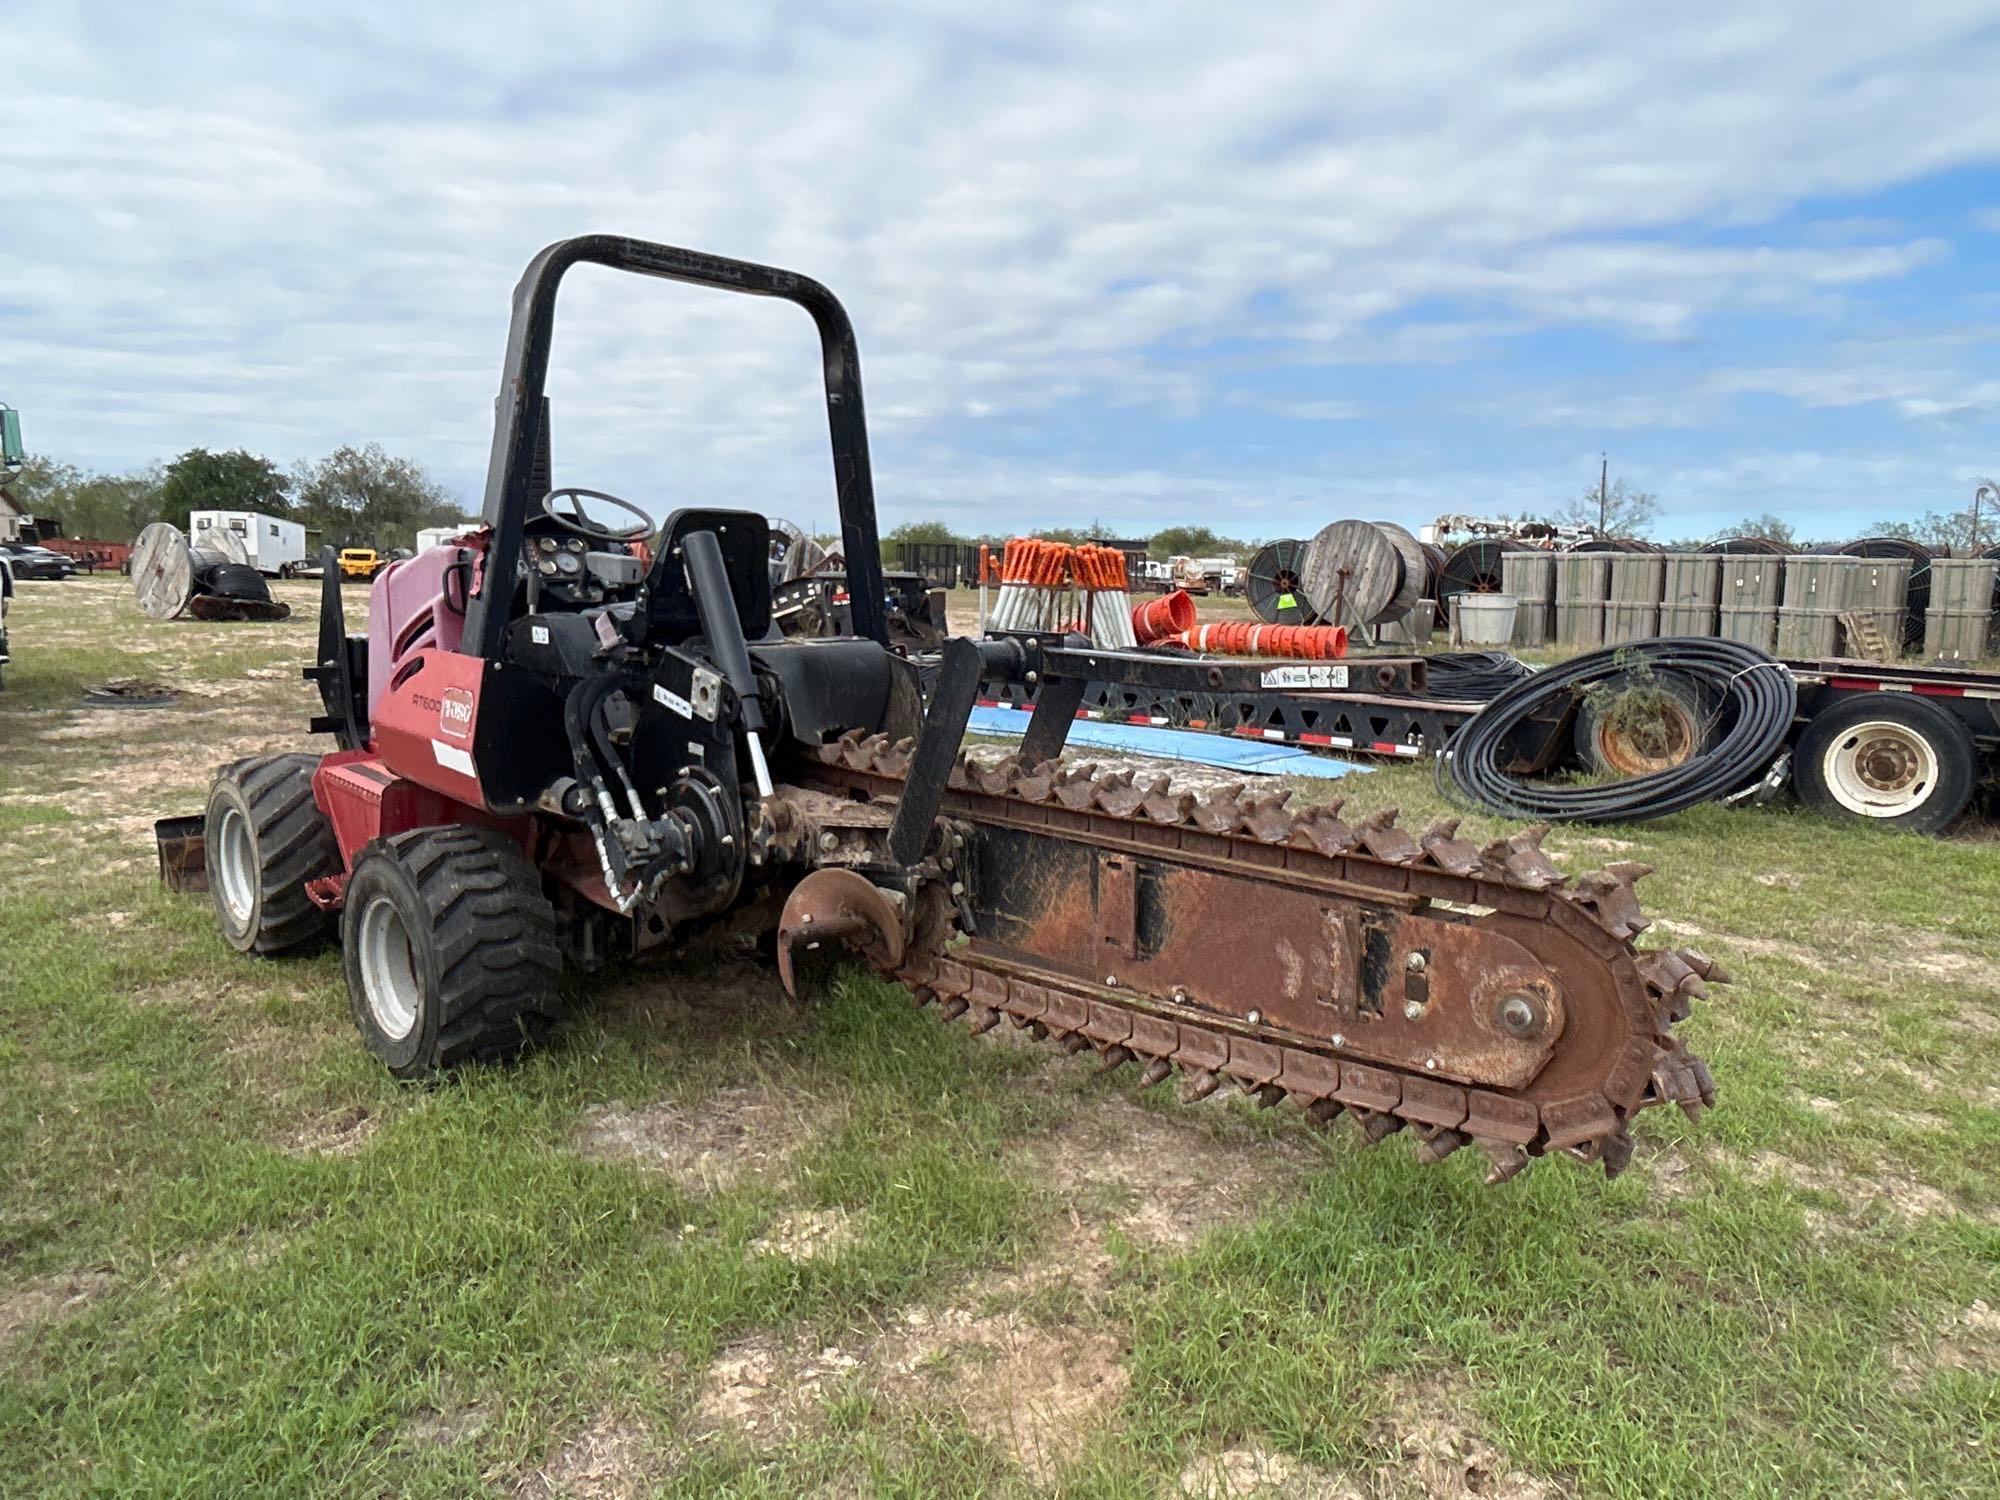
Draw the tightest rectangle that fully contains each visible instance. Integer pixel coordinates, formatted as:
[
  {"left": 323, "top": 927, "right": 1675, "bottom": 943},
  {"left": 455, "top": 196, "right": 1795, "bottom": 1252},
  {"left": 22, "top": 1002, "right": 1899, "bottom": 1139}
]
[{"left": 1, "top": 577, "right": 1997, "bottom": 1497}]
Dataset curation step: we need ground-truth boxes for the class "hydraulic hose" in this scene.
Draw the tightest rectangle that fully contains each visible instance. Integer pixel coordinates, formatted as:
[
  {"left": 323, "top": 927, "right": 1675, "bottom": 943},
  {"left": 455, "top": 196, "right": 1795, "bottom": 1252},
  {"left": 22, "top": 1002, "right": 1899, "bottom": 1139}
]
[{"left": 1437, "top": 637, "right": 1796, "bottom": 824}]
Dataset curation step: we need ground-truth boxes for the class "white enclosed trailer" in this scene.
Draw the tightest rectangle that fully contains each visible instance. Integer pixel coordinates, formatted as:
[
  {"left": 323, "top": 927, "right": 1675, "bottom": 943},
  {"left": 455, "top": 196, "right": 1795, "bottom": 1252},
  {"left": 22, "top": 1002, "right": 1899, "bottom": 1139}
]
[{"left": 188, "top": 510, "right": 308, "bottom": 576}]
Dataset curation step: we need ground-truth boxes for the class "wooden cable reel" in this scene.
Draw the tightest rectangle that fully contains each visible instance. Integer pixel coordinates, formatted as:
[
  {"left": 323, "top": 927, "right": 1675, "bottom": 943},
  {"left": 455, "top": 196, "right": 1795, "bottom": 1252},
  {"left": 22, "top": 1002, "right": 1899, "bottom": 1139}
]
[{"left": 1299, "top": 519, "right": 1424, "bottom": 625}]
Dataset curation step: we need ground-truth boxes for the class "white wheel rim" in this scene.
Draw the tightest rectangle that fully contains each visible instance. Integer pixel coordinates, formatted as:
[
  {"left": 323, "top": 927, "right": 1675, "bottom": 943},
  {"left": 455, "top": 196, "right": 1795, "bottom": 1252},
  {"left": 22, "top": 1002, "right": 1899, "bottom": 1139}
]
[
  {"left": 1822, "top": 719, "right": 1939, "bottom": 818},
  {"left": 215, "top": 805, "right": 257, "bottom": 928},
  {"left": 356, "top": 892, "right": 423, "bottom": 1041}
]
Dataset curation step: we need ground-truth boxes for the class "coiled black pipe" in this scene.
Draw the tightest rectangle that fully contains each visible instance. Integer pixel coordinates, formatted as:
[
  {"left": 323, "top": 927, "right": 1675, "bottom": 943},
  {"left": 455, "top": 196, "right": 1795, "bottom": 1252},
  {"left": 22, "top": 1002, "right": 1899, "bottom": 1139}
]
[
  {"left": 1423, "top": 650, "right": 1536, "bottom": 702},
  {"left": 1437, "top": 638, "right": 1797, "bottom": 824}
]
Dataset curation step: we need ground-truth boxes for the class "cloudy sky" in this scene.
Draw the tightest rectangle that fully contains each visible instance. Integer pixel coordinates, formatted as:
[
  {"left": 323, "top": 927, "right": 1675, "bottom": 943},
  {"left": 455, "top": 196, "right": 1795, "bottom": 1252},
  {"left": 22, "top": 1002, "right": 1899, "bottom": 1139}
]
[{"left": 6, "top": 2, "right": 2000, "bottom": 541}]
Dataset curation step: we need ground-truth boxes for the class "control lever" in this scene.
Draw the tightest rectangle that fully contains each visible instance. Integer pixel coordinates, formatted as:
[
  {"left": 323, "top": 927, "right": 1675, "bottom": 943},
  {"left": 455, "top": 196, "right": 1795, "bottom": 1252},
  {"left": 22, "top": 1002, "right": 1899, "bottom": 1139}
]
[{"left": 680, "top": 528, "right": 775, "bottom": 798}]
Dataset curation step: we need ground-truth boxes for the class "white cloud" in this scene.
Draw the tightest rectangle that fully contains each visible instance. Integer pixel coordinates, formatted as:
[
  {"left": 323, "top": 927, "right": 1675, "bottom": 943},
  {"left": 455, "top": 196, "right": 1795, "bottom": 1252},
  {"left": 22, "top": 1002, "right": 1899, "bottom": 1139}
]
[{"left": 3, "top": 1, "right": 1999, "bottom": 536}]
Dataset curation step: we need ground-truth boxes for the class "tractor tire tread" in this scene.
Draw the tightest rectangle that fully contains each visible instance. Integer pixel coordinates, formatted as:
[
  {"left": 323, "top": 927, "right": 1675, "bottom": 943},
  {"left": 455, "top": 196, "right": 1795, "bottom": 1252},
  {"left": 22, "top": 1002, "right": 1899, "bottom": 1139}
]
[
  {"left": 209, "top": 753, "right": 339, "bottom": 955},
  {"left": 378, "top": 826, "right": 562, "bottom": 1074}
]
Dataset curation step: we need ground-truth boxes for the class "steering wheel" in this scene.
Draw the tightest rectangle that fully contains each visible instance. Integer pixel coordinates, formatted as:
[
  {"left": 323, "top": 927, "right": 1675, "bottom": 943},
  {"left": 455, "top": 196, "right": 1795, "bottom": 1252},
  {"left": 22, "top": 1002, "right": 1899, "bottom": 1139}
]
[{"left": 535, "top": 487, "right": 653, "bottom": 544}]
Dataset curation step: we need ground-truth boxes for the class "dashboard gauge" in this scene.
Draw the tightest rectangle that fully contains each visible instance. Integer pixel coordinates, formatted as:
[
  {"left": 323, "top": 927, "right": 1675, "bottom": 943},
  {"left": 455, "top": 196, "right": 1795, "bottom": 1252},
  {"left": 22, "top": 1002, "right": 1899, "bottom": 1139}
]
[
  {"left": 537, "top": 558, "right": 558, "bottom": 576},
  {"left": 538, "top": 536, "right": 557, "bottom": 552},
  {"left": 554, "top": 551, "right": 583, "bottom": 576}
]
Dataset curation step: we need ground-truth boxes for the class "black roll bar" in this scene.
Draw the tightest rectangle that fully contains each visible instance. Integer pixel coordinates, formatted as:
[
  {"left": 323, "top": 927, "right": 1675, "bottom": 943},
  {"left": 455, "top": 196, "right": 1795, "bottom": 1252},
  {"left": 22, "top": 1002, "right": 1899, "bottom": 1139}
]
[{"left": 463, "top": 235, "right": 889, "bottom": 658}]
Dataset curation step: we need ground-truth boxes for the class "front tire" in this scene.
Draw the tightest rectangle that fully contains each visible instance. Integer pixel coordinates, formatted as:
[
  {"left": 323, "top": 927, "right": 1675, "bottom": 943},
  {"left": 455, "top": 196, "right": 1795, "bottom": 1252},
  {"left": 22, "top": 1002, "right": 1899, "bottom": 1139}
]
[
  {"left": 1794, "top": 692, "right": 1977, "bottom": 834},
  {"left": 342, "top": 826, "right": 562, "bottom": 1079},
  {"left": 206, "top": 753, "right": 339, "bottom": 954}
]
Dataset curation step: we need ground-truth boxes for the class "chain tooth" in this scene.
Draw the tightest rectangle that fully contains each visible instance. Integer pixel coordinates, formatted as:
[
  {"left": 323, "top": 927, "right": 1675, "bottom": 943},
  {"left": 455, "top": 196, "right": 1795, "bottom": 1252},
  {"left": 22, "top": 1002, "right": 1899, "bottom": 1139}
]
[
  {"left": 938, "top": 997, "right": 969, "bottom": 1022},
  {"left": 1140, "top": 778, "right": 1196, "bottom": 824},
  {"left": 1597, "top": 1130, "right": 1635, "bottom": 1178},
  {"left": 1572, "top": 862, "right": 1654, "bottom": 941},
  {"left": 877, "top": 736, "right": 917, "bottom": 780},
  {"left": 1353, "top": 807, "right": 1420, "bottom": 864},
  {"left": 1355, "top": 1109, "right": 1406, "bottom": 1145},
  {"left": 1252, "top": 1083, "right": 1288, "bottom": 1109},
  {"left": 819, "top": 727, "right": 869, "bottom": 767},
  {"left": 1678, "top": 947, "right": 1731, "bottom": 986},
  {"left": 1287, "top": 801, "right": 1357, "bottom": 858},
  {"left": 1138, "top": 1057, "right": 1173, "bottom": 1089},
  {"left": 1479, "top": 824, "right": 1566, "bottom": 890},
  {"left": 1481, "top": 1142, "right": 1531, "bottom": 1185},
  {"left": 1191, "top": 785, "right": 1250, "bottom": 836},
  {"left": 1415, "top": 1126, "right": 1469, "bottom": 1164},
  {"left": 1182, "top": 1069, "right": 1222, "bottom": 1102},
  {"left": 1053, "top": 764, "right": 1104, "bottom": 810},
  {"left": 1636, "top": 949, "right": 1708, "bottom": 1025},
  {"left": 1003, "top": 758, "right": 1054, "bottom": 802},
  {"left": 965, "top": 1005, "right": 1001, "bottom": 1036},
  {"left": 1088, "top": 768, "right": 1140, "bottom": 816},
  {"left": 1417, "top": 817, "right": 1483, "bottom": 877},
  {"left": 1240, "top": 790, "right": 1296, "bottom": 843},
  {"left": 948, "top": 750, "right": 979, "bottom": 789},
  {"left": 966, "top": 754, "right": 1022, "bottom": 797}
]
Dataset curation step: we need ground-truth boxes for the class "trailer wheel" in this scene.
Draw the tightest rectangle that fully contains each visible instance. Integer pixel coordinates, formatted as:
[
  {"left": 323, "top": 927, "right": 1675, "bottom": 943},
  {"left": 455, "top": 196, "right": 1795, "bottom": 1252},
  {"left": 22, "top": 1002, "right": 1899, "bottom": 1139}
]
[
  {"left": 206, "top": 753, "right": 339, "bottom": 954},
  {"left": 343, "top": 826, "right": 562, "bottom": 1079},
  {"left": 1794, "top": 693, "right": 1977, "bottom": 833}
]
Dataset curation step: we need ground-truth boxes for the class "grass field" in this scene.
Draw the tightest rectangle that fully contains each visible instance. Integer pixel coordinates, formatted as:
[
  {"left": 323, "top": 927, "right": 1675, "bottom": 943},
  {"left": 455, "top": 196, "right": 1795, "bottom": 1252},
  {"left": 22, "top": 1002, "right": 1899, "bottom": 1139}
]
[{"left": 3, "top": 575, "right": 1998, "bottom": 1499}]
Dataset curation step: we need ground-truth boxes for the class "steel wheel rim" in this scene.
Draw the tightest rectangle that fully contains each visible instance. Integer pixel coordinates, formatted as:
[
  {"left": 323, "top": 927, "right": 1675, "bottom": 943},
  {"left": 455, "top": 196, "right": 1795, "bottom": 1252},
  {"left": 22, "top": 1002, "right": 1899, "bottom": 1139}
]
[
  {"left": 1595, "top": 698, "right": 1697, "bottom": 777},
  {"left": 356, "top": 892, "right": 423, "bottom": 1041},
  {"left": 1824, "top": 720, "right": 1937, "bottom": 818},
  {"left": 215, "top": 805, "right": 257, "bottom": 928}
]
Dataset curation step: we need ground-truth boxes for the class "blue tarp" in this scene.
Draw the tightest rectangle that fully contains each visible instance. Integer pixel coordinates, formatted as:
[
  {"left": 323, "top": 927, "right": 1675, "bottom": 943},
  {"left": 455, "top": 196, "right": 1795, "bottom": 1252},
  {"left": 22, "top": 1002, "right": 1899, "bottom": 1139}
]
[{"left": 966, "top": 706, "right": 1369, "bottom": 779}]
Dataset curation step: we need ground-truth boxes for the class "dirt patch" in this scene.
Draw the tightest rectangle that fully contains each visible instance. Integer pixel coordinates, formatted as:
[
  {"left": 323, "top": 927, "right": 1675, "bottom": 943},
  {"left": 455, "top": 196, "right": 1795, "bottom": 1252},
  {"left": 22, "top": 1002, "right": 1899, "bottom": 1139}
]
[
  {"left": 1748, "top": 1151, "right": 1977, "bottom": 1224},
  {"left": 403, "top": 1400, "right": 491, "bottom": 1448},
  {"left": 694, "top": 1307, "right": 1128, "bottom": 1482},
  {"left": 1901, "top": 933, "right": 1983, "bottom": 982},
  {"left": 692, "top": 1333, "right": 862, "bottom": 1445},
  {"left": 0, "top": 1271, "right": 115, "bottom": 1352},
  {"left": 1022, "top": 1096, "right": 1318, "bottom": 1248},
  {"left": 1366, "top": 1379, "right": 1559, "bottom": 1499},
  {"left": 1754, "top": 870, "right": 1804, "bottom": 890},
  {"left": 276, "top": 1105, "right": 379, "bottom": 1158},
  {"left": 1651, "top": 918, "right": 1830, "bottom": 973},
  {"left": 516, "top": 1406, "right": 659, "bottom": 1499},
  {"left": 574, "top": 1083, "right": 828, "bottom": 1194},
  {"left": 1892, "top": 1300, "right": 2000, "bottom": 1393},
  {"left": 749, "top": 1206, "right": 857, "bottom": 1262},
  {"left": 1178, "top": 1440, "right": 1356, "bottom": 1498}
]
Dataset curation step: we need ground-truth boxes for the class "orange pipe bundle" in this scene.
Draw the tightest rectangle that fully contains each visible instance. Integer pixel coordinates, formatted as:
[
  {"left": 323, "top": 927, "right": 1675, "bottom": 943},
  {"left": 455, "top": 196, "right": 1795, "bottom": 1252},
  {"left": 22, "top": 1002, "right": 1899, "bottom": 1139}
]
[
  {"left": 1168, "top": 621, "right": 1349, "bottom": 659},
  {"left": 1131, "top": 588, "right": 1197, "bottom": 643}
]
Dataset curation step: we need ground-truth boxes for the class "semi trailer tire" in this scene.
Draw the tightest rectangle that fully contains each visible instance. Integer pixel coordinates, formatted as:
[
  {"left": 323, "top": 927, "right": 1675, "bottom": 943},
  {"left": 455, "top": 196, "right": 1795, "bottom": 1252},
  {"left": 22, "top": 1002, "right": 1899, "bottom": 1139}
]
[
  {"left": 343, "top": 826, "right": 563, "bottom": 1079},
  {"left": 206, "top": 752, "right": 339, "bottom": 954},
  {"left": 1794, "top": 693, "right": 1978, "bottom": 834}
]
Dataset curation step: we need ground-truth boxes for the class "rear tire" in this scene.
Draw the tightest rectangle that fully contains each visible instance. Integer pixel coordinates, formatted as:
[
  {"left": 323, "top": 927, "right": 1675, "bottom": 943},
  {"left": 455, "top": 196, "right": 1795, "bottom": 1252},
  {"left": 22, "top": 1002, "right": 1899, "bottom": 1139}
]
[
  {"left": 342, "top": 826, "right": 563, "bottom": 1080},
  {"left": 206, "top": 753, "right": 339, "bottom": 954},
  {"left": 1794, "top": 693, "right": 1977, "bottom": 834}
]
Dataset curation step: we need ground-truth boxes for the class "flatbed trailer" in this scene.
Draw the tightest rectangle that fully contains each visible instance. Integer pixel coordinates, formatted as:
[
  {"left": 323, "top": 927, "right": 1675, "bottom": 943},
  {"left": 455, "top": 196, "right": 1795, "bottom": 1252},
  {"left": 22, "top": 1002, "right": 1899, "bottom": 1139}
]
[{"left": 978, "top": 643, "right": 2000, "bottom": 832}]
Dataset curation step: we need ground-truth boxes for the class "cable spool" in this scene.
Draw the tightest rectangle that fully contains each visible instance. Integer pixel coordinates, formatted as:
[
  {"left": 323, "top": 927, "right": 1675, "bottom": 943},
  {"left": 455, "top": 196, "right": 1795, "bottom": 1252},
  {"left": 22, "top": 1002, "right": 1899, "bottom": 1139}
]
[
  {"left": 1699, "top": 536, "right": 1792, "bottom": 557},
  {"left": 1437, "top": 539, "right": 1519, "bottom": 605},
  {"left": 1298, "top": 520, "right": 1421, "bottom": 626},
  {"left": 130, "top": 521, "right": 289, "bottom": 622},
  {"left": 1570, "top": 536, "right": 1657, "bottom": 554},
  {"left": 1372, "top": 521, "right": 1427, "bottom": 621},
  {"left": 1420, "top": 542, "right": 1449, "bottom": 601},
  {"left": 1838, "top": 537, "right": 1933, "bottom": 651},
  {"left": 1245, "top": 539, "right": 1318, "bottom": 623}
]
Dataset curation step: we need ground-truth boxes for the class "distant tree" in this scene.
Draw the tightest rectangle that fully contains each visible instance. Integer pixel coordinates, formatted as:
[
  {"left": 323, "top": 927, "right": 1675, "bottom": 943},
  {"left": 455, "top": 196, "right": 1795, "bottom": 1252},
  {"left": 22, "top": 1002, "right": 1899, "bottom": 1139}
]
[
  {"left": 884, "top": 519, "right": 964, "bottom": 546},
  {"left": 63, "top": 467, "right": 167, "bottom": 541},
  {"left": 1556, "top": 477, "right": 1657, "bottom": 537},
  {"left": 291, "top": 444, "right": 460, "bottom": 551},
  {"left": 1148, "top": 525, "right": 1241, "bottom": 558},
  {"left": 159, "top": 448, "right": 291, "bottom": 530},
  {"left": 1869, "top": 501, "right": 1990, "bottom": 553},
  {"left": 2, "top": 455, "right": 166, "bottom": 541},
  {"left": 1714, "top": 512, "right": 1799, "bottom": 548}
]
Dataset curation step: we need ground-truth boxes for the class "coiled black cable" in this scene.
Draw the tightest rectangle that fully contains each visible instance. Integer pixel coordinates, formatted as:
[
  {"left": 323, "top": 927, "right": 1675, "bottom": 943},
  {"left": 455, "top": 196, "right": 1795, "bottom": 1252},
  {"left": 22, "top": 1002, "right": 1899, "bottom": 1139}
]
[
  {"left": 1436, "top": 638, "right": 1797, "bottom": 824},
  {"left": 1423, "top": 650, "right": 1536, "bottom": 702}
]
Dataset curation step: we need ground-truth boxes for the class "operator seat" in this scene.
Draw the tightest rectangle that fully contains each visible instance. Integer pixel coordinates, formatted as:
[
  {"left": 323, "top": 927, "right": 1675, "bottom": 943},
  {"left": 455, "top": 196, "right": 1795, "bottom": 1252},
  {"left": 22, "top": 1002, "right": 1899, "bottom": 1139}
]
[{"left": 632, "top": 508, "right": 773, "bottom": 646}]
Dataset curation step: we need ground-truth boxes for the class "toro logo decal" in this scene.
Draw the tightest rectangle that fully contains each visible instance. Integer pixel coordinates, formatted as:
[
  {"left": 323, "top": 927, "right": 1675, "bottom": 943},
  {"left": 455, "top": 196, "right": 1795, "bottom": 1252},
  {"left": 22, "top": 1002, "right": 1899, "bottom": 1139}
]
[{"left": 438, "top": 687, "right": 476, "bottom": 741}]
